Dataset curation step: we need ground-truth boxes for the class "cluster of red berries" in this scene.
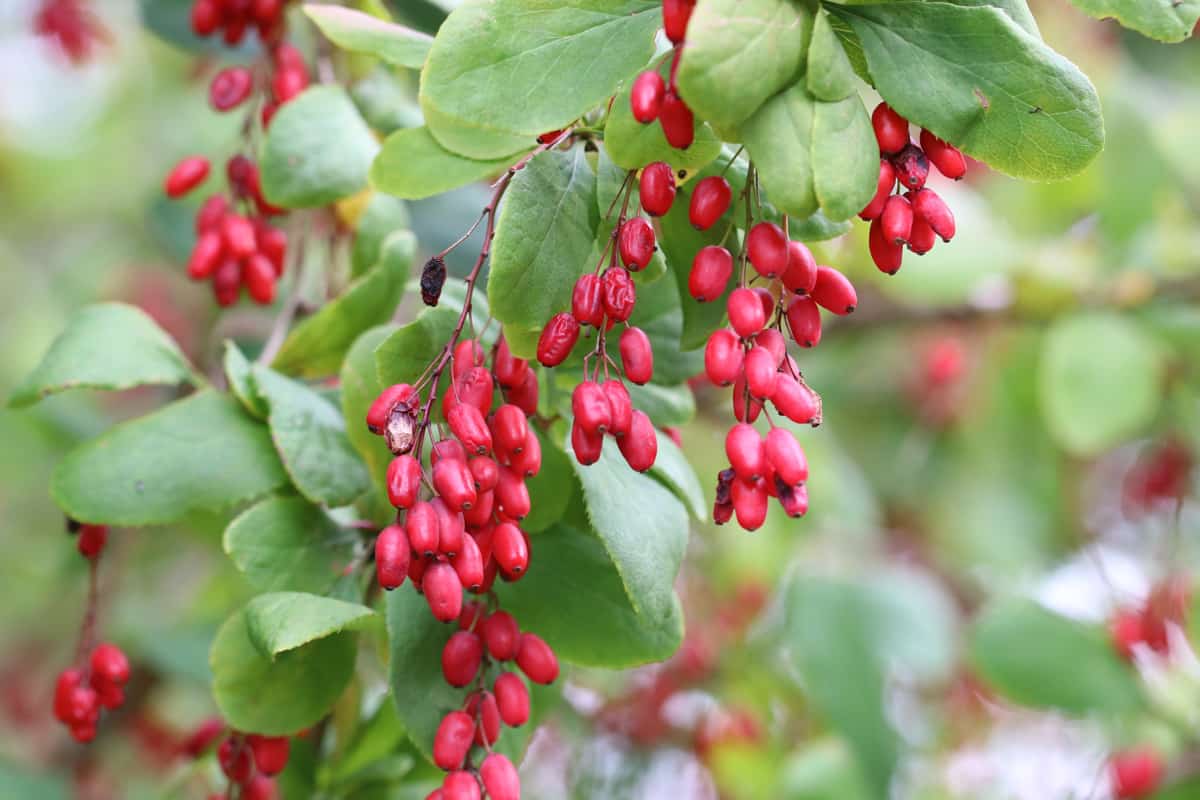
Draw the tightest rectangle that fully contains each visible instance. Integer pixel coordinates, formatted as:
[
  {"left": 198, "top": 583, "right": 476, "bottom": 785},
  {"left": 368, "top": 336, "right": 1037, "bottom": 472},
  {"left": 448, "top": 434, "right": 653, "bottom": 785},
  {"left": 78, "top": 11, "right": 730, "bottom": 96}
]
[
  {"left": 33, "top": 0, "right": 107, "bottom": 64},
  {"left": 188, "top": 0, "right": 292, "bottom": 47},
  {"left": 536, "top": 171, "right": 660, "bottom": 473},
  {"left": 52, "top": 642, "right": 129, "bottom": 743},
  {"left": 163, "top": 37, "right": 310, "bottom": 306},
  {"left": 1110, "top": 576, "right": 1190, "bottom": 660},
  {"left": 628, "top": 0, "right": 698, "bottom": 148},
  {"left": 1108, "top": 747, "right": 1164, "bottom": 799},
  {"left": 860, "top": 102, "right": 963, "bottom": 274},
  {"left": 210, "top": 730, "right": 290, "bottom": 800}
]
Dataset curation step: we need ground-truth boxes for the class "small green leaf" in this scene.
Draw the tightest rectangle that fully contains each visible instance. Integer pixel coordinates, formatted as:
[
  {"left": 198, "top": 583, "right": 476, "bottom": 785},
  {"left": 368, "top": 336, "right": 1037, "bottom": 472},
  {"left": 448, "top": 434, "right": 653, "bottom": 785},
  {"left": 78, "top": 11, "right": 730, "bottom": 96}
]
[
  {"left": 675, "top": 0, "right": 812, "bottom": 131},
  {"left": 253, "top": 367, "right": 372, "bottom": 507},
  {"left": 223, "top": 341, "right": 269, "bottom": 419},
  {"left": 371, "top": 126, "right": 519, "bottom": 200},
  {"left": 604, "top": 61, "right": 723, "bottom": 172},
  {"left": 812, "top": 95, "right": 878, "bottom": 221},
  {"left": 826, "top": 1, "right": 1104, "bottom": 180},
  {"left": 52, "top": 391, "right": 288, "bottom": 526},
  {"left": 1039, "top": 313, "right": 1165, "bottom": 456},
  {"left": 260, "top": 86, "right": 380, "bottom": 208},
  {"left": 647, "top": 430, "right": 706, "bottom": 521},
  {"left": 523, "top": 430, "right": 575, "bottom": 533},
  {"left": 351, "top": 192, "right": 411, "bottom": 278},
  {"left": 1067, "top": 0, "right": 1199, "bottom": 42},
  {"left": 374, "top": 306, "right": 458, "bottom": 388},
  {"left": 419, "top": 0, "right": 660, "bottom": 158},
  {"left": 496, "top": 525, "right": 683, "bottom": 666},
  {"left": 273, "top": 231, "right": 416, "bottom": 378},
  {"left": 489, "top": 148, "right": 598, "bottom": 358},
  {"left": 10, "top": 303, "right": 197, "bottom": 408},
  {"left": 969, "top": 596, "right": 1144, "bottom": 714},
  {"left": 789, "top": 210, "right": 854, "bottom": 241},
  {"left": 224, "top": 497, "right": 358, "bottom": 594},
  {"left": 657, "top": 182, "right": 731, "bottom": 351},
  {"left": 807, "top": 9, "right": 858, "bottom": 101},
  {"left": 211, "top": 606, "right": 357, "bottom": 735},
  {"left": 342, "top": 326, "right": 399, "bottom": 524},
  {"left": 625, "top": 381, "right": 696, "bottom": 427},
  {"left": 244, "top": 591, "right": 375, "bottom": 658},
  {"left": 303, "top": 5, "right": 434, "bottom": 67}
]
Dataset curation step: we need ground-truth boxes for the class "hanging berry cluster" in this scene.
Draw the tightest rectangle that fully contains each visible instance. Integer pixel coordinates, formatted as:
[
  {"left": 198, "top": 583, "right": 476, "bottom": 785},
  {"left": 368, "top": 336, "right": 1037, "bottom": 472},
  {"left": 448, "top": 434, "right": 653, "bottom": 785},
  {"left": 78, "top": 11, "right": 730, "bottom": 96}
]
[
  {"left": 51, "top": 522, "right": 132, "bottom": 743},
  {"left": 211, "top": 729, "right": 291, "bottom": 800},
  {"left": 628, "top": 0, "right": 697, "bottom": 148},
  {"left": 161, "top": 11, "right": 312, "bottom": 306},
  {"left": 860, "top": 102, "right": 963, "bottom": 274}
]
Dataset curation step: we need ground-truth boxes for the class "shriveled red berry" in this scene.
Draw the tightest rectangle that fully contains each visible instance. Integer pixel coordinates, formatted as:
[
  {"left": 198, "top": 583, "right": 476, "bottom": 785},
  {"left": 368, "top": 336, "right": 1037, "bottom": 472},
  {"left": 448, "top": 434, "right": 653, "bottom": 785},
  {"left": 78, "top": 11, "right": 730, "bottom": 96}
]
[
  {"left": 639, "top": 162, "right": 676, "bottom": 217},
  {"left": 480, "top": 611, "right": 520, "bottom": 661},
  {"left": 493, "top": 522, "right": 529, "bottom": 577},
  {"left": 452, "top": 340, "right": 485, "bottom": 380},
  {"left": 781, "top": 240, "right": 818, "bottom": 294},
  {"left": 494, "top": 337, "right": 529, "bottom": 389},
  {"left": 247, "top": 735, "right": 290, "bottom": 776},
  {"left": 449, "top": 367, "right": 494, "bottom": 417},
  {"left": 662, "top": 0, "right": 695, "bottom": 43},
  {"left": 443, "top": 770, "right": 481, "bottom": 800},
  {"left": 919, "top": 129, "right": 967, "bottom": 180},
  {"left": 871, "top": 102, "right": 909, "bottom": 154},
  {"left": 424, "top": 562, "right": 464, "bottom": 622},
  {"left": 659, "top": 92, "right": 695, "bottom": 149},
  {"left": 746, "top": 222, "right": 789, "bottom": 279},
  {"left": 433, "top": 711, "right": 474, "bottom": 770},
  {"left": 881, "top": 194, "right": 913, "bottom": 244},
  {"left": 601, "top": 267, "right": 636, "bottom": 322},
  {"left": 704, "top": 328, "right": 743, "bottom": 386},
  {"left": 785, "top": 295, "right": 822, "bottom": 348},
  {"left": 809, "top": 266, "right": 857, "bottom": 315},
  {"left": 728, "top": 287, "right": 767, "bottom": 338},
  {"left": 910, "top": 188, "right": 956, "bottom": 242},
  {"left": 892, "top": 143, "right": 929, "bottom": 190},
  {"left": 869, "top": 217, "right": 904, "bottom": 275},
  {"left": 516, "top": 632, "right": 559, "bottom": 684},
  {"left": 631, "top": 70, "right": 666, "bottom": 123},
  {"left": 726, "top": 423, "right": 766, "bottom": 481},
  {"left": 1109, "top": 748, "right": 1164, "bottom": 799},
  {"left": 218, "top": 738, "right": 254, "bottom": 784},
  {"left": 375, "top": 524, "right": 410, "bottom": 590},
  {"left": 618, "top": 410, "right": 658, "bottom": 472},
  {"left": 779, "top": 483, "right": 809, "bottom": 518},
  {"left": 480, "top": 753, "right": 521, "bottom": 800},
  {"left": 689, "top": 245, "right": 733, "bottom": 302},
  {"left": 689, "top": 176, "right": 732, "bottom": 230},
  {"left": 442, "top": 631, "right": 483, "bottom": 688},
  {"left": 573, "top": 380, "right": 611, "bottom": 435},
  {"left": 209, "top": 67, "right": 254, "bottom": 111},
  {"left": 493, "top": 672, "right": 530, "bottom": 727},
  {"left": 367, "top": 384, "right": 416, "bottom": 434},
  {"left": 537, "top": 312, "right": 580, "bottom": 367},
  {"left": 859, "top": 159, "right": 896, "bottom": 220},
  {"left": 571, "top": 273, "right": 604, "bottom": 328},
  {"left": 447, "top": 404, "right": 492, "bottom": 455},
  {"left": 619, "top": 217, "right": 656, "bottom": 270},
  {"left": 77, "top": 523, "right": 107, "bottom": 559},
  {"left": 164, "top": 156, "right": 210, "bottom": 198},
  {"left": 620, "top": 326, "right": 654, "bottom": 385}
]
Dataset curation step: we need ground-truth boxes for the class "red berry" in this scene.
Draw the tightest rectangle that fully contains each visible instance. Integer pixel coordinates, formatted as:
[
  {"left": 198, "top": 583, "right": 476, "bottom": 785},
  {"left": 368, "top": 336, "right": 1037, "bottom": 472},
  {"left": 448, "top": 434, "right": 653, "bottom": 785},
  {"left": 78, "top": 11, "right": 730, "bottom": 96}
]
[
  {"left": 407, "top": 502, "right": 440, "bottom": 557},
  {"left": 77, "top": 523, "right": 107, "bottom": 559},
  {"left": 689, "top": 176, "right": 732, "bottom": 230},
  {"left": 375, "top": 524, "right": 410, "bottom": 590},
  {"left": 571, "top": 273, "right": 604, "bottom": 328},
  {"left": 447, "top": 404, "right": 492, "bottom": 456},
  {"left": 726, "top": 423, "right": 766, "bottom": 481},
  {"left": 910, "top": 188, "right": 956, "bottom": 242},
  {"left": 221, "top": 214, "right": 257, "bottom": 260},
  {"left": 731, "top": 478, "right": 768, "bottom": 530},
  {"left": 601, "top": 267, "right": 637, "bottom": 322},
  {"left": 506, "top": 367, "right": 539, "bottom": 416},
  {"left": 432, "top": 497, "right": 466, "bottom": 556},
  {"left": 433, "top": 711, "right": 474, "bottom": 770},
  {"left": 493, "top": 672, "right": 530, "bottom": 727},
  {"left": 213, "top": 259, "right": 241, "bottom": 306},
  {"left": 442, "top": 771, "right": 481, "bottom": 800},
  {"left": 571, "top": 419, "right": 604, "bottom": 465},
  {"left": 242, "top": 775, "right": 278, "bottom": 800},
  {"left": 689, "top": 245, "right": 733, "bottom": 302},
  {"left": 180, "top": 718, "right": 224, "bottom": 757},
  {"left": 243, "top": 255, "right": 277, "bottom": 305},
  {"left": 779, "top": 483, "right": 809, "bottom": 518},
  {"left": 639, "top": 162, "right": 676, "bottom": 217},
  {"left": 919, "top": 129, "right": 967, "bottom": 180},
  {"left": 728, "top": 287, "right": 766, "bottom": 338},
  {"left": 272, "top": 67, "right": 308, "bottom": 104},
  {"left": 452, "top": 340, "right": 485, "bottom": 380},
  {"left": 466, "top": 690, "right": 501, "bottom": 746},
  {"left": 781, "top": 240, "right": 818, "bottom": 294},
  {"left": 766, "top": 428, "right": 808, "bottom": 485},
  {"left": 509, "top": 429, "right": 543, "bottom": 477},
  {"left": 704, "top": 328, "right": 744, "bottom": 386},
  {"left": 659, "top": 92, "right": 695, "bottom": 149},
  {"left": 90, "top": 643, "right": 130, "bottom": 686},
  {"left": 452, "top": 532, "right": 485, "bottom": 590},
  {"left": 662, "top": 0, "right": 695, "bottom": 43},
  {"left": 1111, "top": 608, "right": 1144, "bottom": 660},
  {"left": 494, "top": 337, "right": 529, "bottom": 389},
  {"left": 617, "top": 409, "right": 658, "bottom": 472},
  {"left": 480, "top": 611, "right": 520, "bottom": 661},
  {"left": 859, "top": 159, "right": 896, "bottom": 220},
  {"left": 491, "top": 404, "right": 528, "bottom": 458},
  {"left": 386, "top": 455, "right": 423, "bottom": 509},
  {"left": 631, "top": 70, "right": 666, "bottom": 123},
  {"left": 772, "top": 376, "right": 819, "bottom": 425},
  {"left": 907, "top": 217, "right": 936, "bottom": 255},
  {"left": 734, "top": 378, "right": 764, "bottom": 423},
  {"left": 537, "top": 313, "right": 580, "bottom": 367},
  {"left": 572, "top": 381, "right": 612, "bottom": 435},
  {"left": 746, "top": 222, "right": 789, "bottom": 279},
  {"left": 367, "top": 383, "right": 416, "bottom": 434},
  {"left": 1109, "top": 748, "right": 1164, "bottom": 799},
  {"left": 493, "top": 522, "right": 529, "bottom": 577},
  {"left": 53, "top": 669, "right": 81, "bottom": 723},
  {"left": 187, "top": 232, "right": 223, "bottom": 280},
  {"left": 164, "top": 156, "right": 210, "bottom": 198},
  {"left": 480, "top": 753, "right": 521, "bottom": 800},
  {"left": 195, "top": 194, "right": 229, "bottom": 233},
  {"left": 785, "top": 295, "right": 822, "bottom": 348},
  {"left": 516, "top": 632, "right": 558, "bottom": 684},
  {"left": 449, "top": 367, "right": 494, "bottom": 417},
  {"left": 191, "top": 0, "right": 220, "bottom": 35},
  {"left": 619, "top": 326, "right": 654, "bottom": 385},
  {"left": 809, "top": 266, "right": 857, "bottom": 315},
  {"left": 618, "top": 217, "right": 656, "bottom": 271},
  {"left": 495, "top": 467, "right": 531, "bottom": 519},
  {"left": 881, "top": 194, "right": 913, "bottom": 244},
  {"left": 424, "top": 562, "right": 464, "bottom": 623},
  {"left": 743, "top": 346, "right": 778, "bottom": 400},
  {"left": 247, "top": 735, "right": 290, "bottom": 776},
  {"left": 891, "top": 143, "right": 929, "bottom": 190},
  {"left": 442, "top": 631, "right": 484, "bottom": 688},
  {"left": 871, "top": 102, "right": 909, "bottom": 154},
  {"left": 209, "top": 67, "right": 254, "bottom": 111},
  {"left": 218, "top": 738, "right": 254, "bottom": 784},
  {"left": 869, "top": 216, "right": 904, "bottom": 275}
]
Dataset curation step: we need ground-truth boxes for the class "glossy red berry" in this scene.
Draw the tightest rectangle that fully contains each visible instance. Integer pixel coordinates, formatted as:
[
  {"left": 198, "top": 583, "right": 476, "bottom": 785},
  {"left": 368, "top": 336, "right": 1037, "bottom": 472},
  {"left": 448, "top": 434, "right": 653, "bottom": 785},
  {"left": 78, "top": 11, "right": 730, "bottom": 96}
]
[
  {"left": 442, "top": 631, "right": 484, "bottom": 688},
  {"left": 766, "top": 427, "right": 808, "bottom": 485},
  {"left": 493, "top": 337, "right": 528, "bottom": 389},
  {"left": 601, "top": 380, "right": 633, "bottom": 437},
  {"left": 869, "top": 217, "right": 904, "bottom": 275},
  {"left": 689, "top": 245, "right": 733, "bottom": 302},
  {"left": 572, "top": 419, "right": 604, "bottom": 465},
  {"left": 493, "top": 522, "right": 529, "bottom": 577},
  {"left": 573, "top": 381, "right": 612, "bottom": 435},
  {"left": 662, "top": 0, "right": 695, "bottom": 43},
  {"left": 618, "top": 217, "right": 656, "bottom": 270},
  {"left": 743, "top": 346, "right": 778, "bottom": 400},
  {"left": 631, "top": 70, "right": 666, "bottom": 123},
  {"left": 493, "top": 672, "right": 530, "bottom": 727},
  {"left": 191, "top": 0, "right": 220, "bottom": 34},
  {"left": 218, "top": 738, "right": 254, "bottom": 784},
  {"left": 480, "top": 611, "right": 520, "bottom": 661},
  {"left": 77, "top": 523, "right": 107, "bottom": 559},
  {"left": 746, "top": 222, "right": 789, "bottom": 279},
  {"left": 859, "top": 159, "right": 896, "bottom": 220},
  {"left": 728, "top": 287, "right": 767, "bottom": 338},
  {"left": 781, "top": 240, "right": 818, "bottom": 294},
  {"left": 433, "top": 711, "right": 475, "bottom": 770},
  {"left": 785, "top": 295, "right": 822, "bottom": 348},
  {"left": 247, "top": 735, "right": 290, "bottom": 776},
  {"left": 704, "top": 328, "right": 744, "bottom": 386},
  {"left": 256, "top": 225, "right": 287, "bottom": 274},
  {"left": 452, "top": 340, "right": 485, "bottom": 380},
  {"left": 920, "top": 129, "right": 967, "bottom": 180},
  {"left": 443, "top": 771, "right": 481, "bottom": 800},
  {"left": 243, "top": 255, "right": 277, "bottom": 305},
  {"left": 689, "top": 176, "right": 732, "bottom": 230},
  {"left": 90, "top": 642, "right": 130, "bottom": 686},
  {"left": 509, "top": 429, "right": 542, "bottom": 477},
  {"left": 617, "top": 410, "right": 658, "bottom": 472},
  {"left": 447, "top": 404, "right": 492, "bottom": 455},
  {"left": 659, "top": 92, "right": 695, "bottom": 149},
  {"left": 209, "top": 67, "right": 254, "bottom": 111},
  {"left": 571, "top": 272, "right": 604, "bottom": 328},
  {"left": 809, "top": 266, "right": 857, "bottom": 315},
  {"left": 910, "top": 188, "right": 956, "bottom": 242},
  {"left": 731, "top": 478, "right": 768, "bottom": 530},
  {"left": 386, "top": 455, "right": 423, "bottom": 509},
  {"left": 1109, "top": 748, "right": 1164, "bottom": 799},
  {"left": 221, "top": 214, "right": 257, "bottom": 260},
  {"left": 881, "top": 194, "right": 913, "bottom": 244},
  {"left": 907, "top": 217, "right": 936, "bottom": 255},
  {"left": 432, "top": 497, "right": 465, "bottom": 556},
  {"left": 480, "top": 753, "right": 521, "bottom": 800},
  {"left": 773, "top": 376, "right": 819, "bottom": 425},
  {"left": 407, "top": 502, "right": 440, "bottom": 557},
  {"left": 53, "top": 670, "right": 81, "bottom": 723},
  {"left": 620, "top": 326, "right": 654, "bottom": 385},
  {"left": 892, "top": 143, "right": 929, "bottom": 190},
  {"left": 495, "top": 467, "right": 531, "bottom": 519},
  {"left": 871, "top": 102, "right": 909, "bottom": 154},
  {"left": 466, "top": 690, "right": 501, "bottom": 746},
  {"left": 164, "top": 156, "right": 210, "bottom": 198},
  {"left": 726, "top": 423, "right": 766, "bottom": 481},
  {"left": 433, "top": 458, "right": 477, "bottom": 512},
  {"left": 601, "top": 267, "right": 637, "bottom": 322},
  {"left": 537, "top": 312, "right": 580, "bottom": 367},
  {"left": 506, "top": 367, "right": 539, "bottom": 416},
  {"left": 424, "top": 562, "right": 464, "bottom": 622},
  {"left": 491, "top": 404, "right": 528, "bottom": 458},
  {"left": 195, "top": 194, "right": 228, "bottom": 233},
  {"left": 639, "top": 162, "right": 676, "bottom": 217},
  {"left": 375, "top": 524, "right": 410, "bottom": 590},
  {"left": 516, "top": 632, "right": 559, "bottom": 684},
  {"left": 185, "top": 231, "right": 224, "bottom": 279}
]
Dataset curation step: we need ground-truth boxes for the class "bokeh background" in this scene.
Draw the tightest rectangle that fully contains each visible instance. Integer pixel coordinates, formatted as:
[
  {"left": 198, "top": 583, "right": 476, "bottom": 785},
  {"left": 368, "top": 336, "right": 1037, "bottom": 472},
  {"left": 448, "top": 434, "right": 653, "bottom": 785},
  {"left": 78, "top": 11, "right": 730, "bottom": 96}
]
[{"left": 2, "top": 1, "right": 1200, "bottom": 798}]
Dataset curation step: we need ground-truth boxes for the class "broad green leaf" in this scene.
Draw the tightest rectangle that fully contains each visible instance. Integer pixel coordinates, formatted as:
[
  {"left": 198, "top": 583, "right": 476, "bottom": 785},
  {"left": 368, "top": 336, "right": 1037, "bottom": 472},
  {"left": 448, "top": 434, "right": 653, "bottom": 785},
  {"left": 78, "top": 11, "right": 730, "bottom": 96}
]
[
  {"left": 863, "top": 569, "right": 958, "bottom": 683},
  {"left": 303, "top": 5, "right": 434, "bottom": 67},
  {"left": 675, "top": 0, "right": 812, "bottom": 131},
  {"left": 946, "top": 0, "right": 1041, "bottom": 35},
  {"left": 826, "top": 2, "right": 1104, "bottom": 180},
  {"left": 52, "top": 391, "right": 287, "bottom": 526},
  {"left": 626, "top": 381, "right": 696, "bottom": 427},
  {"left": 374, "top": 306, "right": 458, "bottom": 388},
  {"left": 785, "top": 577, "right": 897, "bottom": 796},
  {"left": 496, "top": 525, "right": 683, "bottom": 666},
  {"left": 244, "top": 591, "right": 375, "bottom": 658},
  {"left": 211, "top": 607, "right": 357, "bottom": 735},
  {"left": 370, "top": 126, "right": 519, "bottom": 200},
  {"left": 351, "top": 192, "right": 411, "bottom": 278},
  {"left": 647, "top": 430, "right": 706, "bottom": 521},
  {"left": 969, "top": 596, "right": 1144, "bottom": 714},
  {"left": 10, "top": 303, "right": 197, "bottom": 408},
  {"left": 523, "top": 430, "right": 575, "bottom": 533},
  {"left": 1067, "top": 0, "right": 1199, "bottom": 42},
  {"left": 604, "top": 61, "right": 723, "bottom": 172},
  {"left": 790, "top": 210, "right": 854, "bottom": 241},
  {"left": 657, "top": 182, "right": 731, "bottom": 351},
  {"left": 1038, "top": 313, "right": 1165, "bottom": 456},
  {"left": 567, "top": 432, "right": 688, "bottom": 623},
  {"left": 807, "top": 9, "right": 858, "bottom": 101},
  {"left": 812, "top": 95, "right": 878, "bottom": 222},
  {"left": 742, "top": 85, "right": 818, "bottom": 219},
  {"left": 273, "top": 231, "right": 416, "bottom": 378},
  {"left": 223, "top": 497, "right": 358, "bottom": 594},
  {"left": 419, "top": 0, "right": 660, "bottom": 158},
  {"left": 253, "top": 367, "right": 372, "bottom": 507},
  {"left": 342, "top": 326, "right": 399, "bottom": 524},
  {"left": 489, "top": 148, "right": 598, "bottom": 358},
  {"left": 223, "top": 341, "right": 268, "bottom": 419},
  {"left": 260, "top": 86, "right": 380, "bottom": 208}
]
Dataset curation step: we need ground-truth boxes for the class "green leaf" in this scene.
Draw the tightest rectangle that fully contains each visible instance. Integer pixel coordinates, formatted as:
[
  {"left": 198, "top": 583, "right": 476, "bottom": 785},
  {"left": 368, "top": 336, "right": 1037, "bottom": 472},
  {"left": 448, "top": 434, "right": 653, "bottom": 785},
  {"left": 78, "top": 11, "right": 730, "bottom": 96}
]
[
  {"left": 260, "top": 86, "right": 380, "bottom": 208},
  {"left": 825, "top": 2, "right": 1104, "bottom": 180},
  {"left": 675, "top": 0, "right": 812, "bottom": 131},
  {"left": 780, "top": 739, "right": 872, "bottom": 800},
  {"left": 812, "top": 95, "right": 878, "bottom": 222},
  {"left": 946, "top": 0, "right": 1041, "bottom": 36},
  {"left": 790, "top": 210, "right": 854, "bottom": 241},
  {"left": 496, "top": 525, "right": 683, "bottom": 666},
  {"left": 969, "top": 596, "right": 1144, "bottom": 714},
  {"left": 303, "top": 5, "right": 434, "bottom": 67},
  {"left": 807, "top": 9, "right": 858, "bottom": 101},
  {"left": 211, "top": 606, "right": 357, "bottom": 735},
  {"left": 1066, "top": 0, "right": 1199, "bottom": 42},
  {"left": 657, "top": 183, "right": 730, "bottom": 351},
  {"left": 489, "top": 148, "right": 598, "bottom": 358},
  {"left": 341, "top": 326, "right": 399, "bottom": 524},
  {"left": 223, "top": 341, "right": 269, "bottom": 419},
  {"left": 742, "top": 85, "right": 818, "bottom": 219},
  {"left": 625, "top": 381, "right": 696, "bottom": 427},
  {"left": 223, "top": 497, "right": 358, "bottom": 594},
  {"left": 1039, "top": 313, "right": 1165, "bottom": 457},
  {"left": 603, "top": 61, "right": 723, "bottom": 173},
  {"left": 52, "top": 391, "right": 288, "bottom": 526},
  {"left": 244, "top": 591, "right": 375, "bottom": 658},
  {"left": 647, "top": 430, "right": 706, "bottom": 521},
  {"left": 371, "top": 126, "right": 519, "bottom": 200},
  {"left": 419, "top": 0, "right": 660, "bottom": 158},
  {"left": 523, "top": 429, "right": 575, "bottom": 533},
  {"left": 351, "top": 192, "right": 411, "bottom": 278},
  {"left": 374, "top": 306, "right": 458, "bottom": 387},
  {"left": 567, "top": 432, "right": 688, "bottom": 623},
  {"left": 253, "top": 367, "right": 372, "bottom": 507},
  {"left": 10, "top": 303, "right": 197, "bottom": 408},
  {"left": 272, "top": 231, "right": 416, "bottom": 378}
]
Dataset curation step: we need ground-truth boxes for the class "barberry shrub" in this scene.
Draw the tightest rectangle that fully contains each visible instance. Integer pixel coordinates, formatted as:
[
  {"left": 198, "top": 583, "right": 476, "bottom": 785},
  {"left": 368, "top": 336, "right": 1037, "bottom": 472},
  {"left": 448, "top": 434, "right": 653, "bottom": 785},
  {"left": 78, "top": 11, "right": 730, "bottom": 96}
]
[{"left": 11, "top": 0, "right": 1200, "bottom": 797}]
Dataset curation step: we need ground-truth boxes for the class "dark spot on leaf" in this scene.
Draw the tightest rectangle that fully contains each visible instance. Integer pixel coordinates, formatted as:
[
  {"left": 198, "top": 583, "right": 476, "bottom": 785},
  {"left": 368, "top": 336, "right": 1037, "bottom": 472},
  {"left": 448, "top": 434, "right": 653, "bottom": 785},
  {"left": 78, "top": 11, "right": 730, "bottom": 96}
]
[{"left": 974, "top": 88, "right": 990, "bottom": 110}]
